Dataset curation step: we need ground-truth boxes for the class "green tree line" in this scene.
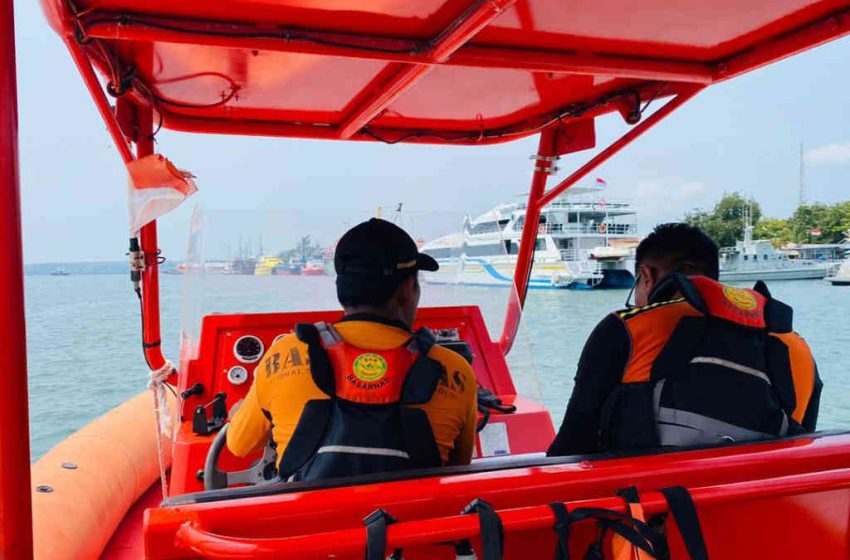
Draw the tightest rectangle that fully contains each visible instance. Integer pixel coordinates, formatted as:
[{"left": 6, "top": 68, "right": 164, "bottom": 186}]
[
  {"left": 278, "top": 235, "right": 323, "bottom": 263},
  {"left": 685, "top": 192, "right": 850, "bottom": 247}
]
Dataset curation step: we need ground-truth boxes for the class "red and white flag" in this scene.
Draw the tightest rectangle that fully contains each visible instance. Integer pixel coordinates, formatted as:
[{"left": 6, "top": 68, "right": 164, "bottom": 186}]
[
  {"left": 811, "top": 227, "right": 822, "bottom": 237},
  {"left": 127, "top": 154, "right": 198, "bottom": 234},
  {"left": 595, "top": 177, "right": 607, "bottom": 186}
]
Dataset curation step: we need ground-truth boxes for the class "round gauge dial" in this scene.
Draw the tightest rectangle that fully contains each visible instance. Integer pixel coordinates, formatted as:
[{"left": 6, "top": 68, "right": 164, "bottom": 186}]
[
  {"left": 233, "top": 335, "right": 264, "bottom": 364},
  {"left": 227, "top": 366, "right": 249, "bottom": 385}
]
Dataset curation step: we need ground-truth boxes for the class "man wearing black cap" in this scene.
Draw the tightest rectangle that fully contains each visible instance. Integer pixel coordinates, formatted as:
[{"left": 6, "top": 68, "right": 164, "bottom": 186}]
[{"left": 228, "top": 219, "right": 478, "bottom": 480}]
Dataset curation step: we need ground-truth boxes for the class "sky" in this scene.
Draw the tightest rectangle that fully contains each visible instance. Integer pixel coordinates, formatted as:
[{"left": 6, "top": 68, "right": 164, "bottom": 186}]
[{"left": 12, "top": 3, "right": 850, "bottom": 263}]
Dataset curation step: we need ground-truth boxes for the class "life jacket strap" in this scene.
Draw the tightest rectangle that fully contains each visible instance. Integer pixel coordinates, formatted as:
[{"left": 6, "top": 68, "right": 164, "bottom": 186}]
[
  {"left": 294, "top": 322, "right": 336, "bottom": 396},
  {"left": 461, "top": 499, "right": 504, "bottom": 560},
  {"left": 363, "top": 508, "right": 402, "bottom": 560},
  {"left": 548, "top": 502, "right": 571, "bottom": 560},
  {"left": 658, "top": 487, "right": 709, "bottom": 560}
]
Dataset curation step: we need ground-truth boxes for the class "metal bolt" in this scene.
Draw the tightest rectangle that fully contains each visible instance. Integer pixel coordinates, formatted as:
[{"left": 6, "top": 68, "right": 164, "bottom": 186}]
[
  {"left": 35, "top": 485, "right": 53, "bottom": 493},
  {"left": 61, "top": 462, "right": 78, "bottom": 470}
]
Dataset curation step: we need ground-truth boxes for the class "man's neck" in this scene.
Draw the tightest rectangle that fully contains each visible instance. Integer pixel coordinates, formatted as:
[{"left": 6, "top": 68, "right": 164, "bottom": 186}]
[{"left": 341, "top": 306, "right": 410, "bottom": 330}]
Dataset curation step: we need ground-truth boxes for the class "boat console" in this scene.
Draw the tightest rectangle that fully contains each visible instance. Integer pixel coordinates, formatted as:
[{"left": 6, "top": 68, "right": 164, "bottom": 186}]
[{"left": 171, "top": 305, "right": 555, "bottom": 495}]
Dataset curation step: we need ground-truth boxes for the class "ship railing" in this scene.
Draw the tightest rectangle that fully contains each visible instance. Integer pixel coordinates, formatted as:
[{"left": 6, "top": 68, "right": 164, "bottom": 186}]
[
  {"left": 547, "top": 199, "right": 633, "bottom": 210},
  {"left": 543, "top": 223, "right": 636, "bottom": 235}
]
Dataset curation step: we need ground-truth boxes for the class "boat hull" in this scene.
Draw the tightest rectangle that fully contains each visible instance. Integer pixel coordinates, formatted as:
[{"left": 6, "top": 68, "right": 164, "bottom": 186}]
[
  {"left": 426, "top": 258, "right": 633, "bottom": 290},
  {"left": 719, "top": 267, "right": 828, "bottom": 282}
]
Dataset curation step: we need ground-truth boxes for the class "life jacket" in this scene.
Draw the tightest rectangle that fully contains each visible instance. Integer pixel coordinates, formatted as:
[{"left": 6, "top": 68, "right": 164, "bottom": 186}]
[
  {"left": 601, "top": 273, "right": 816, "bottom": 452},
  {"left": 277, "top": 322, "right": 444, "bottom": 481}
]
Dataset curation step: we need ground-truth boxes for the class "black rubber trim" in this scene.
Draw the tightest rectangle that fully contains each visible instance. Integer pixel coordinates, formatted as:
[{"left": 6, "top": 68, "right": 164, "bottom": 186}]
[{"left": 162, "top": 429, "right": 847, "bottom": 507}]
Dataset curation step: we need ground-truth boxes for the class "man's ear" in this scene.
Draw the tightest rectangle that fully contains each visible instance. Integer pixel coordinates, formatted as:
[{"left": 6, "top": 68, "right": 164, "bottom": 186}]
[{"left": 395, "top": 275, "right": 416, "bottom": 305}]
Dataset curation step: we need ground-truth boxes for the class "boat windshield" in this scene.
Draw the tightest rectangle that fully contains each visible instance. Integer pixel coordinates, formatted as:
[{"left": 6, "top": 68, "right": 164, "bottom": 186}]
[{"left": 179, "top": 206, "right": 543, "bottom": 401}]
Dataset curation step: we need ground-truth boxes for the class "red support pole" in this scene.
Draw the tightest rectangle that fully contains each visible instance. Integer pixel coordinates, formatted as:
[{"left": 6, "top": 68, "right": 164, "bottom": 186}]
[
  {"left": 538, "top": 88, "right": 702, "bottom": 208},
  {"left": 497, "top": 126, "right": 559, "bottom": 354},
  {"left": 0, "top": 0, "right": 34, "bottom": 558},
  {"left": 65, "top": 40, "right": 135, "bottom": 164},
  {"left": 137, "top": 106, "right": 167, "bottom": 370},
  {"left": 498, "top": 87, "right": 703, "bottom": 354}
]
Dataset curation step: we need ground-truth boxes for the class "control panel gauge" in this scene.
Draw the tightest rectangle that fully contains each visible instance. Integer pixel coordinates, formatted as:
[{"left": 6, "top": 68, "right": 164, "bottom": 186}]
[
  {"left": 233, "top": 335, "right": 264, "bottom": 363},
  {"left": 227, "top": 366, "right": 249, "bottom": 385}
]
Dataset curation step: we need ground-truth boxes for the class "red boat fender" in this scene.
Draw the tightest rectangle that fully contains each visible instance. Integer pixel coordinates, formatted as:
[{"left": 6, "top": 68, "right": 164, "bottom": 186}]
[{"left": 30, "top": 391, "right": 174, "bottom": 560}]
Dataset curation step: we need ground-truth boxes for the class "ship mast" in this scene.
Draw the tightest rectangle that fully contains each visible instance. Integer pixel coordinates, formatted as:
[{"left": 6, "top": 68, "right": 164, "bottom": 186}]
[{"left": 799, "top": 142, "right": 805, "bottom": 206}]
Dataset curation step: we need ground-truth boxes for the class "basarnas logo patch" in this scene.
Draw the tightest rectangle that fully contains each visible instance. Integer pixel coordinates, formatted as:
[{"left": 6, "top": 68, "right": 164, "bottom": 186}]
[
  {"left": 722, "top": 285, "right": 758, "bottom": 311},
  {"left": 352, "top": 353, "right": 387, "bottom": 382}
]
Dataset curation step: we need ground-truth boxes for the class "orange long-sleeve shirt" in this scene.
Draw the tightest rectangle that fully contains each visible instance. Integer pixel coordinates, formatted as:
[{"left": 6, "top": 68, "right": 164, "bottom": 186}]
[{"left": 227, "top": 317, "right": 478, "bottom": 467}]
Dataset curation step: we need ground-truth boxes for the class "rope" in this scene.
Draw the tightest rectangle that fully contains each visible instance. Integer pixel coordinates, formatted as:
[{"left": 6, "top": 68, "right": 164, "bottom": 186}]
[{"left": 148, "top": 360, "right": 174, "bottom": 500}]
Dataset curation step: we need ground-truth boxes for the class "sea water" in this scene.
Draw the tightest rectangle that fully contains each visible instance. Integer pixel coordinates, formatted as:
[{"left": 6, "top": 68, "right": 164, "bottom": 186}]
[{"left": 24, "top": 272, "right": 850, "bottom": 460}]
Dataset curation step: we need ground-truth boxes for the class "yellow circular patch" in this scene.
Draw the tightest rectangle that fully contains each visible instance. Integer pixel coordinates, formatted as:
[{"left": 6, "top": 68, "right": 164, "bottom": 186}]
[
  {"left": 352, "top": 353, "right": 387, "bottom": 382},
  {"left": 722, "top": 285, "right": 758, "bottom": 311}
]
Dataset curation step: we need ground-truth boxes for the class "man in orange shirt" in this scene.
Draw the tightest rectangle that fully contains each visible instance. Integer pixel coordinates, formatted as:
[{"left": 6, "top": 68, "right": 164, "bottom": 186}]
[{"left": 227, "top": 218, "right": 478, "bottom": 481}]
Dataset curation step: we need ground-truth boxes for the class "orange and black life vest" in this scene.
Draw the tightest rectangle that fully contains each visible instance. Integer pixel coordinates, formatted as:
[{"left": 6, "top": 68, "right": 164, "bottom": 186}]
[
  {"left": 601, "top": 274, "right": 818, "bottom": 451},
  {"left": 278, "top": 322, "right": 444, "bottom": 481}
]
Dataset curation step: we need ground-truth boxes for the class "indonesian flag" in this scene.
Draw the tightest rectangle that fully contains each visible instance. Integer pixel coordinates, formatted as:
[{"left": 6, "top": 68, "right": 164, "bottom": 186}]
[
  {"left": 811, "top": 227, "right": 822, "bottom": 236},
  {"left": 127, "top": 154, "right": 197, "bottom": 234},
  {"left": 595, "top": 177, "right": 607, "bottom": 186}
]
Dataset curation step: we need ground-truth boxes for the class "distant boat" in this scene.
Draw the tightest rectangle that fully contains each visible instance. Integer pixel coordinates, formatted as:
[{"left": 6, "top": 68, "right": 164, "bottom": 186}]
[
  {"left": 301, "top": 261, "right": 326, "bottom": 276},
  {"left": 273, "top": 259, "right": 303, "bottom": 276},
  {"left": 826, "top": 260, "right": 850, "bottom": 286},
  {"left": 719, "top": 209, "right": 831, "bottom": 282},
  {"left": 49, "top": 269, "right": 70, "bottom": 276},
  {"left": 254, "top": 255, "right": 282, "bottom": 276},
  {"left": 421, "top": 184, "right": 638, "bottom": 289}
]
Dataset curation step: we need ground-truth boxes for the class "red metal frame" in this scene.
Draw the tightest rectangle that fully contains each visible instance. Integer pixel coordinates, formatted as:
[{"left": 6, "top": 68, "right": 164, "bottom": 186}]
[
  {"left": 136, "top": 107, "right": 167, "bottom": 371},
  {"left": 498, "top": 86, "right": 703, "bottom": 352},
  {"left": 50, "top": 3, "right": 850, "bottom": 144},
  {"left": 77, "top": 14, "right": 715, "bottom": 84},
  {"left": 337, "top": 0, "right": 517, "bottom": 138},
  {"left": 0, "top": 1, "right": 34, "bottom": 558}
]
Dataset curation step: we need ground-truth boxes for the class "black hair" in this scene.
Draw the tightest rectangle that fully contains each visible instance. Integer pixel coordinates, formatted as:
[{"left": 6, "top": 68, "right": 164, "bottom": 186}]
[
  {"left": 336, "top": 272, "right": 417, "bottom": 308},
  {"left": 635, "top": 223, "right": 719, "bottom": 280}
]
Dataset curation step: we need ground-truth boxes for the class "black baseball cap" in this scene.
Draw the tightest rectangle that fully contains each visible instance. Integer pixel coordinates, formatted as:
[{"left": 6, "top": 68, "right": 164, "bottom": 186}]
[{"left": 334, "top": 218, "right": 439, "bottom": 278}]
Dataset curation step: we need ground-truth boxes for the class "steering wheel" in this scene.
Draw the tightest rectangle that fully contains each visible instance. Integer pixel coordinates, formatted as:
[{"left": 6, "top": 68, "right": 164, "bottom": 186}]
[{"left": 203, "top": 424, "right": 279, "bottom": 490}]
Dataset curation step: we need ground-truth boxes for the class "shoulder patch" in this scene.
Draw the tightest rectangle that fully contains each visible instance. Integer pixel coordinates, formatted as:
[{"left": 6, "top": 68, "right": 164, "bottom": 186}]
[{"left": 617, "top": 298, "right": 687, "bottom": 320}]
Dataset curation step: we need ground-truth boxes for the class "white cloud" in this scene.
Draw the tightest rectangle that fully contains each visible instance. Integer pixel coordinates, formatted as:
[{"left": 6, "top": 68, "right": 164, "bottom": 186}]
[
  {"left": 804, "top": 142, "right": 850, "bottom": 166},
  {"left": 633, "top": 180, "right": 711, "bottom": 232}
]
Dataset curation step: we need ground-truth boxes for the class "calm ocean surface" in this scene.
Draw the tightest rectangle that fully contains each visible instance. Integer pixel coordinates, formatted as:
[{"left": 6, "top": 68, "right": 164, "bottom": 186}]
[{"left": 24, "top": 271, "right": 850, "bottom": 459}]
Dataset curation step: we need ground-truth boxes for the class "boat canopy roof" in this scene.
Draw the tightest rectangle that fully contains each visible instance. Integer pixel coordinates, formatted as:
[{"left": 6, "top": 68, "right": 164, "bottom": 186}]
[{"left": 40, "top": 0, "right": 850, "bottom": 145}]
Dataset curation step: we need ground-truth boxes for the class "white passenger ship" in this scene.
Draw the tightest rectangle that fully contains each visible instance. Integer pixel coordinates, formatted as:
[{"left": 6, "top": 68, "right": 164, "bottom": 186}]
[{"left": 421, "top": 185, "right": 638, "bottom": 289}]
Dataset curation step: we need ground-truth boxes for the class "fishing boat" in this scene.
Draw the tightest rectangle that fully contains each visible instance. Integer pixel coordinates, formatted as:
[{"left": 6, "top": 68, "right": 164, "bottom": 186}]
[
  {"left": 719, "top": 210, "right": 832, "bottom": 282},
  {"left": 5, "top": 1, "right": 850, "bottom": 559},
  {"left": 253, "top": 255, "right": 282, "bottom": 276},
  {"left": 48, "top": 268, "right": 70, "bottom": 276},
  {"left": 273, "top": 259, "right": 303, "bottom": 276},
  {"left": 301, "top": 261, "right": 327, "bottom": 276},
  {"left": 421, "top": 185, "right": 637, "bottom": 289}
]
